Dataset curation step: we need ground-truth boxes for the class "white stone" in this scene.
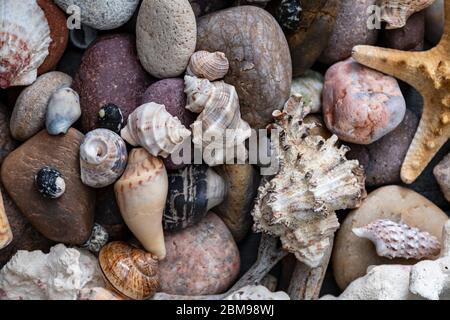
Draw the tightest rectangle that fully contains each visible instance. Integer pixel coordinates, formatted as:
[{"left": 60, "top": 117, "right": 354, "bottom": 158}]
[{"left": 224, "top": 285, "right": 290, "bottom": 300}]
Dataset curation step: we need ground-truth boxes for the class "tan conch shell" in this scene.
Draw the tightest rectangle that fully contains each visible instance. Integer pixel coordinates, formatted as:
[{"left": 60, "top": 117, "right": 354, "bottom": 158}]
[
  {"left": 0, "top": 0, "right": 51, "bottom": 88},
  {"left": 0, "top": 191, "right": 13, "bottom": 250},
  {"left": 353, "top": 219, "right": 441, "bottom": 260},
  {"left": 80, "top": 129, "right": 128, "bottom": 188},
  {"left": 99, "top": 241, "right": 159, "bottom": 300},
  {"left": 114, "top": 148, "right": 168, "bottom": 259},
  {"left": 381, "top": 0, "right": 436, "bottom": 29},
  {"left": 187, "top": 51, "right": 230, "bottom": 81},
  {"left": 252, "top": 95, "right": 366, "bottom": 268},
  {"left": 121, "top": 103, "right": 191, "bottom": 158},
  {"left": 184, "top": 75, "right": 252, "bottom": 166}
]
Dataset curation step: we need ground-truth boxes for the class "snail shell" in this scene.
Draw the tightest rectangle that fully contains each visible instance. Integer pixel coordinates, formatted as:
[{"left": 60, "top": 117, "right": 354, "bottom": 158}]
[
  {"left": 0, "top": 191, "right": 13, "bottom": 250},
  {"left": 121, "top": 103, "right": 191, "bottom": 158},
  {"left": 114, "top": 148, "right": 168, "bottom": 259},
  {"left": 0, "top": 0, "right": 52, "bottom": 88},
  {"left": 97, "top": 103, "right": 124, "bottom": 134},
  {"left": 163, "top": 165, "right": 226, "bottom": 231},
  {"left": 99, "top": 241, "right": 159, "bottom": 300},
  {"left": 46, "top": 87, "right": 81, "bottom": 135},
  {"left": 80, "top": 129, "right": 128, "bottom": 188},
  {"left": 35, "top": 166, "right": 66, "bottom": 199},
  {"left": 187, "top": 50, "right": 230, "bottom": 81}
]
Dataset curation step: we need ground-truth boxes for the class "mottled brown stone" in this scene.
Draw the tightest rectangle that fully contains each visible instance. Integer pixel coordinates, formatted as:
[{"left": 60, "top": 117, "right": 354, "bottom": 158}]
[
  {"left": 381, "top": 11, "right": 425, "bottom": 51},
  {"left": 0, "top": 102, "right": 17, "bottom": 164}
]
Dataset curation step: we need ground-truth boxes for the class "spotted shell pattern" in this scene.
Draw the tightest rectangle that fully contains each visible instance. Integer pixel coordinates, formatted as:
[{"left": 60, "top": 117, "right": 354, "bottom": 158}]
[{"left": 187, "top": 50, "right": 230, "bottom": 81}]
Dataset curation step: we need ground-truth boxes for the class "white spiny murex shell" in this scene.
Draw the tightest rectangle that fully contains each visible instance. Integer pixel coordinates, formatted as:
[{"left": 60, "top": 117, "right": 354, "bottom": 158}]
[
  {"left": 184, "top": 75, "right": 252, "bottom": 166},
  {"left": 353, "top": 219, "right": 441, "bottom": 260},
  {"left": 0, "top": 0, "right": 51, "bottom": 88},
  {"left": 80, "top": 129, "right": 128, "bottom": 188},
  {"left": 251, "top": 95, "right": 366, "bottom": 268},
  {"left": 187, "top": 51, "right": 230, "bottom": 81},
  {"left": 46, "top": 87, "right": 81, "bottom": 135},
  {"left": 381, "top": 0, "right": 436, "bottom": 29},
  {"left": 120, "top": 103, "right": 191, "bottom": 158}
]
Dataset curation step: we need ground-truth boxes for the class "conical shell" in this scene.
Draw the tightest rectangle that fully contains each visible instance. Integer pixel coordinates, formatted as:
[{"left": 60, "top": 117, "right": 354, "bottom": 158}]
[
  {"left": 187, "top": 51, "right": 230, "bottom": 81},
  {"left": 121, "top": 103, "right": 191, "bottom": 158},
  {"left": 184, "top": 75, "right": 252, "bottom": 166},
  {"left": 252, "top": 95, "right": 366, "bottom": 268},
  {"left": 163, "top": 165, "right": 226, "bottom": 231},
  {"left": 381, "top": 0, "right": 435, "bottom": 29},
  {"left": 99, "top": 241, "right": 159, "bottom": 300},
  {"left": 353, "top": 219, "right": 441, "bottom": 260},
  {"left": 46, "top": 87, "right": 81, "bottom": 135},
  {"left": 114, "top": 148, "right": 168, "bottom": 259},
  {"left": 0, "top": 0, "right": 51, "bottom": 88},
  {"left": 0, "top": 191, "right": 13, "bottom": 250},
  {"left": 80, "top": 129, "right": 128, "bottom": 188}
]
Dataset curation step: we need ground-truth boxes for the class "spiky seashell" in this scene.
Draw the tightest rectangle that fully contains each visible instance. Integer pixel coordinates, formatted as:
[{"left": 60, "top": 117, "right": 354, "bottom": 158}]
[
  {"left": 184, "top": 75, "right": 252, "bottom": 166},
  {"left": 46, "top": 87, "right": 81, "bottom": 135},
  {"left": 251, "top": 95, "right": 366, "bottom": 268},
  {"left": 114, "top": 148, "right": 168, "bottom": 259},
  {"left": 121, "top": 103, "right": 191, "bottom": 159},
  {"left": 187, "top": 51, "right": 230, "bottom": 81},
  {"left": 352, "top": 219, "right": 441, "bottom": 260},
  {"left": 0, "top": 191, "right": 13, "bottom": 250},
  {"left": 381, "top": 0, "right": 435, "bottom": 29},
  {"left": 0, "top": 0, "right": 52, "bottom": 88},
  {"left": 163, "top": 165, "right": 226, "bottom": 231},
  {"left": 80, "top": 129, "right": 128, "bottom": 188}
]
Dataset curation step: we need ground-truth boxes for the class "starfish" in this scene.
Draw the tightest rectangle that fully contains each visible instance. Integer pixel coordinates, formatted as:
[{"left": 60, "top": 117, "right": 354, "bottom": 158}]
[{"left": 352, "top": 1, "right": 450, "bottom": 184}]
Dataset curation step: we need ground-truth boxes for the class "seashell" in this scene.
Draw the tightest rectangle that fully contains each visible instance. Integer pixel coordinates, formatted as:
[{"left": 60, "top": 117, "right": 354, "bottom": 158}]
[
  {"left": 121, "top": 103, "right": 191, "bottom": 158},
  {"left": 381, "top": 0, "right": 435, "bottom": 29},
  {"left": 184, "top": 75, "right": 252, "bottom": 166},
  {"left": 163, "top": 165, "right": 226, "bottom": 231},
  {"left": 81, "top": 223, "right": 109, "bottom": 254},
  {"left": 35, "top": 166, "right": 66, "bottom": 199},
  {"left": 291, "top": 70, "right": 324, "bottom": 114},
  {"left": 252, "top": 95, "right": 366, "bottom": 268},
  {"left": 353, "top": 219, "right": 441, "bottom": 260},
  {"left": 114, "top": 148, "right": 168, "bottom": 259},
  {"left": 187, "top": 50, "right": 230, "bottom": 81},
  {"left": 0, "top": 0, "right": 52, "bottom": 88},
  {"left": 99, "top": 241, "right": 159, "bottom": 300},
  {"left": 80, "top": 129, "right": 128, "bottom": 188},
  {"left": 45, "top": 87, "right": 81, "bottom": 135},
  {"left": 0, "top": 191, "right": 13, "bottom": 250},
  {"left": 78, "top": 287, "right": 123, "bottom": 300},
  {"left": 69, "top": 24, "right": 98, "bottom": 50},
  {"left": 97, "top": 103, "right": 124, "bottom": 134}
]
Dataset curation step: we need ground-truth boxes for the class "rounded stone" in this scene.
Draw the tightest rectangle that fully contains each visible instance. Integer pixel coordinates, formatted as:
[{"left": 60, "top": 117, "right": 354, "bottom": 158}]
[
  {"left": 73, "top": 34, "right": 153, "bottom": 133},
  {"left": 323, "top": 58, "right": 406, "bottom": 145},
  {"left": 189, "top": 0, "right": 233, "bottom": 17},
  {"left": 320, "top": 0, "right": 379, "bottom": 65},
  {"left": 347, "top": 110, "right": 419, "bottom": 187},
  {"left": 0, "top": 102, "right": 17, "bottom": 165},
  {"left": 54, "top": 0, "right": 140, "bottom": 30},
  {"left": 10, "top": 72, "right": 72, "bottom": 141},
  {"left": 425, "top": 0, "right": 444, "bottom": 45},
  {"left": 37, "top": 0, "right": 69, "bottom": 75},
  {"left": 159, "top": 213, "right": 240, "bottom": 295},
  {"left": 197, "top": 5, "right": 292, "bottom": 129},
  {"left": 380, "top": 11, "right": 425, "bottom": 51},
  {"left": 332, "top": 185, "right": 449, "bottom": 290},
  {"left": 136, "top": 0, "right": 197, "bottom": 78}
]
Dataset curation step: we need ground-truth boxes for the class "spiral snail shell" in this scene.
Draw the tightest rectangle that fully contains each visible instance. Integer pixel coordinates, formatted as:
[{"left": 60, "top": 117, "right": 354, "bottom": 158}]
[
  {"left": 187, "top": 50, "right": 230, "bottom": 81},
  {"left": 80, "top": 129, "right": 128, "bottom": 188},
  {"left": 99, "top": 241, "right": 160, "bottom": 300}
]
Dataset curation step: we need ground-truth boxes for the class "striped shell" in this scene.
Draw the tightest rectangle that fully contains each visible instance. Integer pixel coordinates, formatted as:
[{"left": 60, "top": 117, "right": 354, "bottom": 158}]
[
  {"left": 0, "top": 191, "right": 13, "bottom": 250},
  {"left": 80, "top": 129, "right": 128, "bottom": 188},
  {"left": 99, "top": 241, "right": 159, "bottom": 300},
  {"left": 353, "top": 219, "right": 441, "bottom": 260},
  {"left": 381, "top": 0, "right": 436, "bottom": 29},
  {"left": 0, "top": 0, "right": 51, "bottom": 88},
  {"left": 187, "top": 50, "right": 230, "bottom": 81}
]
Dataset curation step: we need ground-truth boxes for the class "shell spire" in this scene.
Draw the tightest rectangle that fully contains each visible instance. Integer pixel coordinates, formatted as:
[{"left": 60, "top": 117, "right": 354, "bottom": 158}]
[
  {"left": 187, "top": 51, "right": 230, "bottom": 81},
  {"left": 353, "top": 219, "right": 441, "bottom": 260}
]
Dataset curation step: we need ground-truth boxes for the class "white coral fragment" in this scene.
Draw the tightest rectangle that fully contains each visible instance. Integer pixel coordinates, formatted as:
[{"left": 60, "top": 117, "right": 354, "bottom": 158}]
[{"left": 224, "top": 285, "right": 290, "bottom": 300}]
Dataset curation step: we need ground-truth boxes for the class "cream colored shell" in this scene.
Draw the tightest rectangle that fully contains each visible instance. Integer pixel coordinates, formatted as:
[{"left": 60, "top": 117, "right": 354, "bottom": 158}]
[
  {"left": 0, "top": 191, "right": 13, "bottom": 250},
  {"left": 381, "top": 0, "right": 436, "bottom": 29},
  {"left": 187, "top": 51, "right": 230, "bottom": 81}
]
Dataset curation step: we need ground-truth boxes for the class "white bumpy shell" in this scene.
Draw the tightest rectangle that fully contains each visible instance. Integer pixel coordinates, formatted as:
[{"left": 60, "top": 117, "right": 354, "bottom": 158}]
[
  {"left": 0, "top": 0, "right": 51, "bottom": 88},
  {"left": 353, "top": 219, "right": 441, "bottom": 260}
]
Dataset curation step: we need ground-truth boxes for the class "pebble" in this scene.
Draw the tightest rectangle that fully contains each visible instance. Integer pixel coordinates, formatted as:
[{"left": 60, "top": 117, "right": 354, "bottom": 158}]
[
  {"left": 433, "top": 154, "right": 450, "bottom": 203},
  {"left": 323, "top": 58, "right": 406, "bottom": 145},
  {"left": 189, "top": 0, "right": 233, "bottom": 16},
  {"left": 1, "top": 129, "right": 95, "bottom": 245},
  {"left": 136, "top": 0, "right": 197, "bottom": 78},
  {"left": 10, "top": 72, "right": 72, "bottom": 141},
  {"left": 291, "top": 70, "right": 324, "bottom": 114},
  {"left": 0, "top": 103, "right": 17, "bottom": 164},
  {"left": 332, "top": 185, "right": 449, "bottom": 290},
  {"left": 159, "top": 213, "right": 240, "bottom": 295},
  {"left": 197, "top": 5, "right": 292, "bottom": 128},
  {"left": 54, "top": 0, "right": 140, "bottom": 30},
  {"left": 320, "top": 0, "right": 379, "bottom": 64},
  {"left": 380, "top": 12, "right": 425, "bottom": 51},
  {"left": 214, "top": 164, "right": 261, "bottom": 242},
  {"left": 73, "top": 34, "right": 153, "bottom": 133},
  {"left": 347, "top": 110, "right": 419, "bottom": 187},
  {"left": 425, "top": 0, "right": 444, "bottom": 45}
]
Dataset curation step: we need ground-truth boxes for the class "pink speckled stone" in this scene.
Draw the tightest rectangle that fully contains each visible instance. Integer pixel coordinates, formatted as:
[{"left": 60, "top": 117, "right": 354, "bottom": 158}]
[
  {"left": 159, "top": 213, "right": 240, "bottom": 295},
  {"left": 323, "top": 58, "right": 406, "bottom": 145}
]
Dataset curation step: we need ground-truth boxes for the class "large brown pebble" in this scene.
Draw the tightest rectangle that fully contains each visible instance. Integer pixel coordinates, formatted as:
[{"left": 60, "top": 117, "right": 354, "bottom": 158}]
[
  {"left": 73, "top": 34, "right": 153, "bottom": 133},
  {"left": 0, "top": 103, "right": 17, "bottom": 164},
  {"left": 197, "top": 6, "right": 292, "bottom": 128},
  {"left": 159, "top": 213, "right": 240, "bottom": 295},
  {"left": 380, "top": 11, "right": 425, "bottom": 51},
  {"left": 332, "top": 186, "right": 449, "bottom": 290},
  {"left": 1, "top": 129, "right": 95, "bottom": 245}
]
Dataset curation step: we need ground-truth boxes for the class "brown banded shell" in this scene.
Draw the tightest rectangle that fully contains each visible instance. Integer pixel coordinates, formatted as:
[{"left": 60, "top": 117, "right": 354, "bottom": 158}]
[
  {"left": 187, "top": 50, "right": 230, "bottom": 81},
  {"left": 99, "top": 241, "right": 160, "bottom": 300}
]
